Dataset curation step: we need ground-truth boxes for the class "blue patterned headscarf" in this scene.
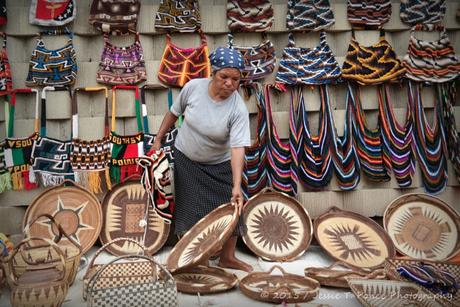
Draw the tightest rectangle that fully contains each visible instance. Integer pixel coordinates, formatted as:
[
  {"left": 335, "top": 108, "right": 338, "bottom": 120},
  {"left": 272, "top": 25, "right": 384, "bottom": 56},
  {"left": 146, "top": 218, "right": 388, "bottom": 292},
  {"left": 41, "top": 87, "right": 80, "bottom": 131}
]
[{"left": 209, "top": 47, "right": 245, "bottom": 72}]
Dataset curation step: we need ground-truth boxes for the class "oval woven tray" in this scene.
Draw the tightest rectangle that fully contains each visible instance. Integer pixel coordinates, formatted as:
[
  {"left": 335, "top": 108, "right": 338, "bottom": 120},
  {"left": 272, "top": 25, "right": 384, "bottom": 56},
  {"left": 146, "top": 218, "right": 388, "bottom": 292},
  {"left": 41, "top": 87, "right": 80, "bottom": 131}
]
[
  {"left": 313, "top": 206, "right": 395, "bottom": 269},
  {"left": 242, "top": 188, "right": 312, "bottom": 261},
  {"left": 240, "top": 265, "right": 319, "bottom": 304},
  {"left": 23, "top": 181, "right": 102, "bottom": 254},
  {"left": 384, "top": 193, "right": 460, "bottom": 261},
  {"left": 173, "top": 265, "right": 238, "bottom": 294},
  {"left": 100, "top": 180, "right": 170, "bottom": 256},
  {"left": 167, "top": 203, "right": 238, "bottom": 273}
]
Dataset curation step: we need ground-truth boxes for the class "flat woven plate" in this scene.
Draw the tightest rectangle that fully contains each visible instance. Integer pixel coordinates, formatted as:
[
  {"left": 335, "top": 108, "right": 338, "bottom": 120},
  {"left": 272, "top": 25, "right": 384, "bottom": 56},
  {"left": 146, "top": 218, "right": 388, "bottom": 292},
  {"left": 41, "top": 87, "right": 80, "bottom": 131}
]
[
  {"left": 167, "top": 203, "right": 238, "bottom": 273},
  {"left": 240, "top": 265, "right": 319, "bottom": 304},
  {"left": 242, "top": 188, "right": 312, "bottom": 261},
  {"left": 100, "top": 180, "right": 170, "bottom": 256},
  {"left": 384, "top": 193, "right": 460, "bottom": 261},
  {"left": 173, "top": 265, "right": 238, "bottom": 294},
  {"left": 23, "top": 181, "right": 102, "bottom": 254},
  {"left": 384, "top": 258, "right": 460, "bottom": 306},
  {"left": 314, "top": 206, "right": 395, "bottom": 269},
  {"left": 348, "top": 279, "right": 444, "bottom": 307}
]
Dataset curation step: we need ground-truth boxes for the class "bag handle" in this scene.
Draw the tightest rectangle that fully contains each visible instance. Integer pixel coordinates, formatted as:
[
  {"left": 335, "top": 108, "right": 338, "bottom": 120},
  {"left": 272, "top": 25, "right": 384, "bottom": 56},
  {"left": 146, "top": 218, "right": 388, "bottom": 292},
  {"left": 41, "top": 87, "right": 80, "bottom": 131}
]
[
  {"left": 40, "top": 86, "right": 73, "bottom": 137},
  {"left": 23, "top": 213, "right": 82, "bottom": 255},
  {"left": 87, "top": 254, "right": 175, "bottom": 299},
  {"left": 87, "top": 237, "right": 146, "bottom": 271},
  {"left": 140, "top": 84, "right": 167, "bottom": 134},
  {"left": 39, "top": 27, "right": 73, "bottom": 39},
  {"left": 8, "top": 88, "right": 40, "bottom": 138},
  {"left": 0, "top": 32, "right": 6, "bottom": 49},
  {"left": 111, "top": 85, "right": 143, "bottom": 133},
  {"left": 8, "top": 237, "right": 67, "bottom": 286},
  {"left": 72, "top": 87, "right": 109, "bottom": 139}
]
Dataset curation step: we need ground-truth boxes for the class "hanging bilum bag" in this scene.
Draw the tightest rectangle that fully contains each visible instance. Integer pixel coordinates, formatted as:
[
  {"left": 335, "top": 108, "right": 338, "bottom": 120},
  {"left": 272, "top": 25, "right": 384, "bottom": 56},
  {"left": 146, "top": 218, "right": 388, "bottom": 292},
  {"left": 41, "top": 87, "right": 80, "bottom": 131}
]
[
  {"left": 403, "top": 24, "right": 460, "bottom": 84},
  {"left": 141, "top": 85, "right": 178, "bottom": 165},
  {"left": 0, "top": 96, "right": 11, "bottom": 193},
  {"left": 158, "top": 31, "right": 211, "bottom": 88},
  {"left": 97, "top": 33, "right": 147, "bottom": 85},
  {"left": 87, "top": 254, "right": 178, "bottom": 307},
  {"left": 29, "top": 0, "right": 76, "bottom": 26},
  {"left": 0, "top": 0, "right": 6, "bottom": 25},
  {"left": 109, "top": 85, "right": 144, "bottom": 185},
  {"left": 275, "top": 32, "right": 341, "bottom": 89},
  {"left": 155, "top": 0, "right": 201, "bottom": 32},
  {"left": 347, "top": 0, "right": 392, "bottom": 29},
  {"left": 71, "top": 87, "right": 112, "bottom": 194},
  {"left": 286, "top": 0, "right": 335, "bottom": 32},
  {"left": 25, "top": 29, "right": 77, "bottom": 87},
  {"left": 227, "top": 0, "right": 274, "bottom": 32},
  {"left": 342, "top": 29, "right": 405, "bottom": 86},
  {"left": 4, "top": 89, "right": 40, "bottom": 191},
  {"left": 89, "top": 0, "right": 140, "bottom": 34},
  {"left": 30, "top": 86, "right": 75, "bottom": 187},
  {"left": 400, "top": 0, "right": 446, "bottom": 26},
  {"left": 0, "top": 33, "right": 12, "bottom": 96},
  {"left": 227, "top": 33, "right": 275, "bottom": 88}
]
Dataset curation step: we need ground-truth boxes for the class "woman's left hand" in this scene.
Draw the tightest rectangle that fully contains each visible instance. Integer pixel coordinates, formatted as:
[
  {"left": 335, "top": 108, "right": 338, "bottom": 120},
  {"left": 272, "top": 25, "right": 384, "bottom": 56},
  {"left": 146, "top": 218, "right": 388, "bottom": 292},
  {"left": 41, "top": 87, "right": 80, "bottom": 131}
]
[{"left": 231, "top": 186, "right": 244, "bottom": 216}]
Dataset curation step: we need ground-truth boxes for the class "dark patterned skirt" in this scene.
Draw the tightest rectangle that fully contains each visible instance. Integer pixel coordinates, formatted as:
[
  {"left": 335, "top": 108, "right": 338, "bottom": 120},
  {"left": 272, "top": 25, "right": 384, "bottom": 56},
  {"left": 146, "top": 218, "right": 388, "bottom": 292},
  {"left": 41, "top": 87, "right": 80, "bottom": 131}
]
[{"left": 173, "top": 149, "right": 245, "bottom": 236}]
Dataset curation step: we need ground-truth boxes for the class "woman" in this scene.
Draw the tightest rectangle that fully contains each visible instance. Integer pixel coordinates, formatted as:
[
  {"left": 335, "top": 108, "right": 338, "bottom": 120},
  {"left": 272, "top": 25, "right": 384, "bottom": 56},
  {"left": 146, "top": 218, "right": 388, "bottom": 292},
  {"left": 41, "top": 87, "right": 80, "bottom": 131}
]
[{"left": 151, "top": 47, "right": 252, "bottom": 272}]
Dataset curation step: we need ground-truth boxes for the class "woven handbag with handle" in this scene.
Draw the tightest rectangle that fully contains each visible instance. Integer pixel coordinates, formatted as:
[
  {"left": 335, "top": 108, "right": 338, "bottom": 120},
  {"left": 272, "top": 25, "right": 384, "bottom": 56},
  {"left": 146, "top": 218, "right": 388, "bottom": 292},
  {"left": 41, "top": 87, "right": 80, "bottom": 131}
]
[{"left": 86, "top": 254, "right": 178, "bottom": 307}]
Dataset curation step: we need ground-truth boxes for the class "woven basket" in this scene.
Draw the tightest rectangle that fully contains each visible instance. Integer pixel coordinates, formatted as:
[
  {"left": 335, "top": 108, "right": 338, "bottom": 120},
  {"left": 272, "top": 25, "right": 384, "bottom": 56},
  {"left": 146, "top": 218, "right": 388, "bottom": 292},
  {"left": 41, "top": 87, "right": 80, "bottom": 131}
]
[
  {"left": 305, "top": 261, "right": 386, "bottom": 288},
  {"left": 8, "top": 237, "right": 69, "bottom": 307},
  {"left": 2, "top": 214, "right": 82, "bottom": 288},
  {"left": 384, "top": 258, "right": 460, "bottom": 306},
  {"left": 82, "top": 237, "right": 154, "bottom": 300},
  {"left": 86, "top": 254, "right": 178, "bottom": 307},
  {"left": 240, "top": 265, "right": 319, "bottom": 304}
]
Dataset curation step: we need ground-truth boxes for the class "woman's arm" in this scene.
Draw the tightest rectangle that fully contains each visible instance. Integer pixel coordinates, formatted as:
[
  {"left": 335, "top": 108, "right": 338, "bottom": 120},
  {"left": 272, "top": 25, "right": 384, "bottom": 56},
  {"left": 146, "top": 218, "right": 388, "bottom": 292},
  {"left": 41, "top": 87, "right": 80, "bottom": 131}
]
[
  {"left": 151, "top": 111, "right": 178, "bottom": 151},
  {"left": 230, "top": 146, "right": 246, "bottom": 215}
]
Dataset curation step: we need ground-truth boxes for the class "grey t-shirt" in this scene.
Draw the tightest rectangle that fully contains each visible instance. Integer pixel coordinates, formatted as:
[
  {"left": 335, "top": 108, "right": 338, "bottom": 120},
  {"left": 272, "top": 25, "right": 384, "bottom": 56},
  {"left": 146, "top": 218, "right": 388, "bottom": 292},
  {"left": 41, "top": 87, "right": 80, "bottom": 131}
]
[{"left": 170, "top": 78, "right": 250, "bottom": 164}]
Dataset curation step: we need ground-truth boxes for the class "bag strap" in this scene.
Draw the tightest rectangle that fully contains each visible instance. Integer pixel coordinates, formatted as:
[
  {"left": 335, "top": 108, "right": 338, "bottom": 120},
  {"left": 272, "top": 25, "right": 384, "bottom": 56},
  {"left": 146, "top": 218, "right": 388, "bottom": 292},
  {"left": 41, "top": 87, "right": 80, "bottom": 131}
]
[
  {"left": 40, "top": 86, "right": 73, "bottom": 137},
  {"left": 0, "top": 32, "right": 6, "bottom": 49},
  {"left": 72, "top": 87, "right": 109, "bottom": 139},
  {"left": 8, "top": 88, "right": 40, "bottom": 138},
  {"left": 39, "top": 27, "right": 73, "bottom": 38},
  {"left": 287, "top": 32, "right": 296, "bottom": 48},
  {"left": 227, "top": 33, "right": 234, "bottom": 48},
  {"left": 140, "top": 84, "right": 167, "bottom": 134},
  {"left": 111, "top": 85, "right": 143, "bottom": 133}
]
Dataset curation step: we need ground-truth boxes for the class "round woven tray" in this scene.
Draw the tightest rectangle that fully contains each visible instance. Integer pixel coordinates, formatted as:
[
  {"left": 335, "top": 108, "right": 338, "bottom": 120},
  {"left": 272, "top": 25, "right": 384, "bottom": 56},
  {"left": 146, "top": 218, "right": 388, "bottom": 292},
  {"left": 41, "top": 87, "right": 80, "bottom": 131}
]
[
  {"left": 304, "top": 261, "right": 386, "bottom": 288},
  {"left": 23, "top": 180, "right": 102, "bottom": 254},
  {"left": 242, "top": 188, "right": 312, "bottom": 261},
  {"left": 173, "top": 265, "right": 238, "bottom": 294},
  {"left": 313, "top": 206, "right": 395, "bottom": 269},
  {"left": 384, "top": 193, "right": 460, "bottom": 261},
  {"left": 240, "top": 265, "right": 319, "bottom": 304},
  {"left": 166, "top": 203, "right": 238, "bottom": 273},
  {"left": 100, "top": 180, "right": 170, "bottom": 256}
]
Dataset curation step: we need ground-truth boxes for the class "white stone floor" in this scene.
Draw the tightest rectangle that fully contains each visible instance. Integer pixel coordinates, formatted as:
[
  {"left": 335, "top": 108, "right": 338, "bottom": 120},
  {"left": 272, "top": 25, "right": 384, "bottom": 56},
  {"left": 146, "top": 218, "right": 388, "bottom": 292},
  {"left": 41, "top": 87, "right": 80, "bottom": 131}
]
[{"left": 0, "top": 244, "right": 363, "bottom": 307}]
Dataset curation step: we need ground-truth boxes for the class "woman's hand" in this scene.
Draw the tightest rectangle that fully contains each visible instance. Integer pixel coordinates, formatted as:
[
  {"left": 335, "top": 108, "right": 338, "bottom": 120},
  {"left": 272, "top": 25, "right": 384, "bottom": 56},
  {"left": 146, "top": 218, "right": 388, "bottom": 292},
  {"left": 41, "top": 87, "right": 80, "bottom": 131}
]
[{"left": 231, "top": 186, "right": 244, "bottom": 216}]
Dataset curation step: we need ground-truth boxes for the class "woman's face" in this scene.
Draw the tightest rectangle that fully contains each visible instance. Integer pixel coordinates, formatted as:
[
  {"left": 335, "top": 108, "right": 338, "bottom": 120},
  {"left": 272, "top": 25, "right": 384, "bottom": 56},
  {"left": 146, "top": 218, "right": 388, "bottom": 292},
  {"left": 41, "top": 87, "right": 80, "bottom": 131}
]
[{"left": 212, "top": 68, "right": 241, "bottom": 98}]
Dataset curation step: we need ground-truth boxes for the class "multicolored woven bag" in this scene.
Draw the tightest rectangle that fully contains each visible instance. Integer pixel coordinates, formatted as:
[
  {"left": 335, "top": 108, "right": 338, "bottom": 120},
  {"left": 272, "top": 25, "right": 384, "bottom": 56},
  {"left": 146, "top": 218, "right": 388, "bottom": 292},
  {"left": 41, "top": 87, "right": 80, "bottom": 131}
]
[
  {"left": 4, "top": 89, "right": 40, "bottom": 191},
  {"left": 276, "top": 31, "right": 341, "bottom": 87},
  {"left": 89, "top": 0, "right": 140, "bottom": 34},
  {"left": 342, "top": 29, "right": 405, "bottom": 85},
  {"left": 25, "top": 29, "right": 77, "bottom": 87},
  {"left": 31, "top": 86, "right": 75, "bottom": 187},
  {"left": 109, "top": 85, "right": 145, "bottom": 185},
  {"left": 287, "top": 0, "right": 335, "bottom": 32},
  {"left": 400, "top": 0, "right": 445, "bottom": 26},
  {"left": 227, "top": 0, "right": 273, "bottom": 32},
  {"left": 0, "top": 140, "right": 11, "bottom": 193},
  {"left": 29, "top": 0, "right": 76, "bottom": 26},
  {"left": 0, "top": 0, "right": 6, "bottom": 25},
  {"left": 347, "top": 0, "right": 392, "bottom": 29},
  {"left": 227, "top": 33, "right": 275, "bottom": 87},
  {"left": 141, "top": 85, "right": 178, "bottom": 165},
  {"left": 155, "top": 0, "right": 201, "bottom": 32},
  {"left": 158, "top": 31, "right": 211, "bottom": 87},
  {"left": 403, "top": 24, "right": 460, "bottom": 84},
  {"left": 0, "top": 33, "right": 12, "bottom": 96},
  {"left": 97, "top": 33, "right": 147, "bottom": 85},
  {"left": 71, "top": 87, "right": 111, "bottom": 194}
]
